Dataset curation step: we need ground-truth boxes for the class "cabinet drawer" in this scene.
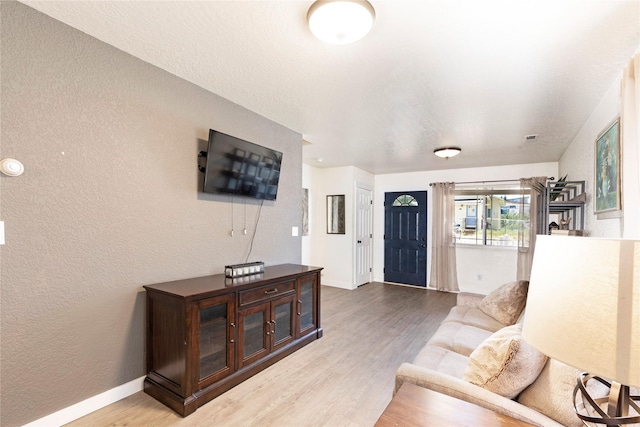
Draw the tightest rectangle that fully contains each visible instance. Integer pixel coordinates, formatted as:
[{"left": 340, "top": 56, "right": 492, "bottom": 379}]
[{"left": 239, "top": 280, "right": 295, "bottom": 306}]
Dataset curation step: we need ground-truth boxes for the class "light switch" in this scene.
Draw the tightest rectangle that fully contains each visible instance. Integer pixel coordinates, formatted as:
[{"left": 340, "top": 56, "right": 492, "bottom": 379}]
[
  {"left": 0, "top": 221, "right": 5, "bottom": 245},
  {"left": 292, "top": 226, "right": 299, "bottom": 237}
]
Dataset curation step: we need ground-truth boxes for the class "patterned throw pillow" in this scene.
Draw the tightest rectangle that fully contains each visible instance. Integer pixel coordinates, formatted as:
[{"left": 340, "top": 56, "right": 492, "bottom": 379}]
[
  {"left": 464, "top": 324, "right": 548, "bottom": 399},
  {"left": 479, "top": 280, "right": 529, "bottom": 325}
]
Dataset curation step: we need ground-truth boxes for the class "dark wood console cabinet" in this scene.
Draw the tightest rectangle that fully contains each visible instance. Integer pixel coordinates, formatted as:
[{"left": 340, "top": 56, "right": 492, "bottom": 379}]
[{"left": 143, "top": 264, "right": 323, "bottom": 416}]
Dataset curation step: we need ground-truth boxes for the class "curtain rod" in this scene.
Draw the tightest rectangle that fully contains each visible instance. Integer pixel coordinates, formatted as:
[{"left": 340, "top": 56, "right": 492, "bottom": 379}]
[{"left": 429, "top": 177, "right": 554, "bottom": 186}]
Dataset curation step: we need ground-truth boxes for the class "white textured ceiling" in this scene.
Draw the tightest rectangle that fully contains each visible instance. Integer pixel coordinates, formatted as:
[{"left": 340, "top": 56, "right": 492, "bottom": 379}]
[{"left": 22, "top": 1, "right": 640, "bottom": 174}]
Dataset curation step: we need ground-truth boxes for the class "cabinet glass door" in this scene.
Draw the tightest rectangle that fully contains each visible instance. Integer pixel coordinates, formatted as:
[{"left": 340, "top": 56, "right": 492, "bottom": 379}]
[
  {"left": 297, "top": 275, "right": 317, "bottom": 336},
  {"left": 198, "top": 294, "right": 234, "bottom": 387},
  {"left": 238, "top": 304, "right": 269, "bottom": 367},
  {"left": 272, "top": 295, "right": 295, "bottom": 350}
]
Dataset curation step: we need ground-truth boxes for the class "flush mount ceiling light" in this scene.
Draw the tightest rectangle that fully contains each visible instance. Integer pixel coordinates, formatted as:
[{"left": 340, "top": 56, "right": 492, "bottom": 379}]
[
  {"left": 0, "top": 158, "right": 25, "bottom": 176},
  {"left": 307, "top": 0, "right": 376, "bottom": 45},
  {"left": 433, "top": 147, "right": 462, "bottom": 159}
]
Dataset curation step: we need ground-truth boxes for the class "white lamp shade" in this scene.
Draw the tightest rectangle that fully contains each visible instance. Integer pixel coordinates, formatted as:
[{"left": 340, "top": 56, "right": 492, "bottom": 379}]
[
  {"left": 522, "top": 235, "right": 640, "bottom": 388},
  {"left": 307, "top": 0, "right": 375, "bottom": 45}
]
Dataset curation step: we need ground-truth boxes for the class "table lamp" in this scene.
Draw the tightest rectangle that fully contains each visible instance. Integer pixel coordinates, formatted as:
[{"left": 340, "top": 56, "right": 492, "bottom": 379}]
[{"left": 522, "top": 235, "right": 639, "bottom": 425}]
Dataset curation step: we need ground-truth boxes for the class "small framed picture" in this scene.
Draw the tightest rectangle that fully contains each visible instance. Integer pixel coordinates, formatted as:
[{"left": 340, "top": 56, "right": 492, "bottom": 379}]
[{"left": 594, "top": 117, "right": 621, "bottom": 214}]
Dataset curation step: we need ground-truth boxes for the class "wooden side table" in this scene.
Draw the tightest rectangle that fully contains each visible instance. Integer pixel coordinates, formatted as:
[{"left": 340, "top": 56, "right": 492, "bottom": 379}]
[{"left": 375, "top": 383, "right": 535, "bottom": 426}]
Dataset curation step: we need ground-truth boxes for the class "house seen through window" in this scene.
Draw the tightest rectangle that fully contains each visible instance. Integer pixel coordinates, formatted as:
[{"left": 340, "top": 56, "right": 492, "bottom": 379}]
[{"left": 454, "top": 186, "right": 530, "bottom": 247}]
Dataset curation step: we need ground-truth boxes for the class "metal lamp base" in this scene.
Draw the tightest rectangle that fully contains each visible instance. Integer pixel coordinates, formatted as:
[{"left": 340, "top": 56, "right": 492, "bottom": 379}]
[{"left": 573, "top": 373, "right": 640, "bottom": 426}]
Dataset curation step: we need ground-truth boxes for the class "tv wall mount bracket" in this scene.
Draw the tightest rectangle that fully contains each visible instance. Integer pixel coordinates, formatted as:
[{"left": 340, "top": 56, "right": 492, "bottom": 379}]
[{"left": 197, "top": 151, "right": 207, "bottom": 173}]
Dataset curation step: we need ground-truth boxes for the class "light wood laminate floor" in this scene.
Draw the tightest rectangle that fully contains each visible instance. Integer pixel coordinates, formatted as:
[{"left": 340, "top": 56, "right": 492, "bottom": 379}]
[{"left": 66, "top": 282, "right": 456, "bottom": 427}]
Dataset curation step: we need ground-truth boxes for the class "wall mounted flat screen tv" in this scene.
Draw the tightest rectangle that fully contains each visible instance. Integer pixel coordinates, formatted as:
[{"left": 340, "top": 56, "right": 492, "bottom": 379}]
[{"left": 202, "top": 129, "right": 283, "bottom": 200}]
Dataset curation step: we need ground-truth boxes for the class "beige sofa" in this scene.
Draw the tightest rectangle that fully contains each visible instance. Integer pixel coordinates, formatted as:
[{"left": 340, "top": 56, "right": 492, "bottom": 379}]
[{"left": 395, "top": 282, "right": 591, "bottom": 427}]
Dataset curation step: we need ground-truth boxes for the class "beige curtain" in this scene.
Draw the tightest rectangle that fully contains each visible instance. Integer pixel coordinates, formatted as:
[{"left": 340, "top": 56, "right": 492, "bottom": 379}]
[
  {"left": 516, "top": 177, "right": 547, "bottom": 281},
  {"left": 429, "top": 182, "right": 459, "bottom": 292},
  {"left": 620, "top": 53, "right": 640, "bottom": 239}
]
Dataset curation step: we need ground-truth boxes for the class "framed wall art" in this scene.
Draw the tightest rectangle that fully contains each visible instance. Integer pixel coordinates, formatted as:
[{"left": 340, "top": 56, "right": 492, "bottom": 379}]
[
  {"left": 302, "top": 188, "right": 309, "bottom": 236},
  {"left": 594, "top": 117, "right": 621, "bottom": 214},
  {"left": 326, "top": 194, "right": 345, "bottom": 234}
]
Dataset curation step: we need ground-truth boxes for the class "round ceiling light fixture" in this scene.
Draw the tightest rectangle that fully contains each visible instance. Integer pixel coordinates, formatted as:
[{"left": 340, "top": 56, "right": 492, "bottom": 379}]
[
  {"left": 433, "top": 147, "right": 462, "bottom": 159},
  {"left": 0, "top": 158, "right": 25, "bottom": 176},
  {"left": 307, "top": 0, "right": 376, "bottom": 45}
]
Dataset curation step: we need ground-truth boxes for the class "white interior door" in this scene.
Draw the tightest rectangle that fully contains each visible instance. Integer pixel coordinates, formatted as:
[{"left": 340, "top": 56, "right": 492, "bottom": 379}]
[{"left": 355, "top": 186, "right": 373, "bottom": 286}]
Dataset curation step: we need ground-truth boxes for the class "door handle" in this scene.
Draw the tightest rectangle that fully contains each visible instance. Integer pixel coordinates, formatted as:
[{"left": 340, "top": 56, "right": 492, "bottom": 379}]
[{"left": 357, "top": 240, "right": 362, "bottom": 244}]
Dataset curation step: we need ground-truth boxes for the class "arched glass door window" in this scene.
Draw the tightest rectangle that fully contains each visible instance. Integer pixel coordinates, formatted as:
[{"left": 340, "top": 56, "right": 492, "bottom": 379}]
[{"left": 392, "top": 194, "right": 419, "bottom": 207}]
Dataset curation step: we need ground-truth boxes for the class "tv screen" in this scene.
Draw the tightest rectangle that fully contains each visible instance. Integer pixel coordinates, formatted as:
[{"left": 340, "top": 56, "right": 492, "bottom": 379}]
[{"left": 202, "top": 129, "right": 283, "bottom": 200}]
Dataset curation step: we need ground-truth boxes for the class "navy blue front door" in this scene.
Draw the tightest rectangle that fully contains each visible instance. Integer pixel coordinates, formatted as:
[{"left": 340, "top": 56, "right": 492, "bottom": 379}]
[{"left": 384, "top": 191, "right": 428, "bottom": 287}]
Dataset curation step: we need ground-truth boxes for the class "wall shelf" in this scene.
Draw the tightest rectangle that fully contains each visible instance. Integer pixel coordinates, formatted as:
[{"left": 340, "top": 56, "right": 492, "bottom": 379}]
[{"left": 537, "top": 180, "right": 586, "bottom": 235}]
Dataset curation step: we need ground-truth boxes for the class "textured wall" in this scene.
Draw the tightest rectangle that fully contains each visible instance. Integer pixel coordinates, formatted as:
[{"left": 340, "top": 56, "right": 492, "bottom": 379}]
[
  {"left": 560, "top": 76, "right": 622, "bottom": 237},
  {"left": 1, "top": 3, "right": 302, "bottom": 426}
]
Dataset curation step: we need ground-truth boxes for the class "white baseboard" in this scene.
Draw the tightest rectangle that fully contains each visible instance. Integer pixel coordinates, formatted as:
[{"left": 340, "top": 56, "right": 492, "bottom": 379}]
[
  {"left": 322, "top": 279, "right": 355, "bottom": 290},
  {"left": 22, "top": 376, "right": 145, "bottom": 427}
]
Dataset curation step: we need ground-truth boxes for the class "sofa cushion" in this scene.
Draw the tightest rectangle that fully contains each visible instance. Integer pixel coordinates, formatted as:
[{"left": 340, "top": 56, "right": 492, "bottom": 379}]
[
  {"left": 443, "top": 306, "right": 507, "bottom": 333},
  {"left": 479, "top": 280, "right": 529, "bottom": 325},
  {"left": 427, "top": 321, "right": 494, "bottom": 357},
  {"left": 412, "top": 345, "right": 469, "bottom": 378},
  {"left": 455, "top": 292, "right": 485, "bottom": 308},
  {"left": 463, "top": 324, "right": 547, "bottom": 399}
]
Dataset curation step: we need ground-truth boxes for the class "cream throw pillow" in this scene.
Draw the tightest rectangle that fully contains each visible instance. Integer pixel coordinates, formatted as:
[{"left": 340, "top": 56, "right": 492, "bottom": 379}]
[
  {"left": 464, "top": 324, "right": 548, "bottom": 399},
  {"left": 517, "top": 358, "right": 612, "bottom": 427},
  {"left": 517, "top": 359, "right": 584, "bottom": 427},
  {"left": 479, "top": 280, "right": 528, "bottom": 325}
]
